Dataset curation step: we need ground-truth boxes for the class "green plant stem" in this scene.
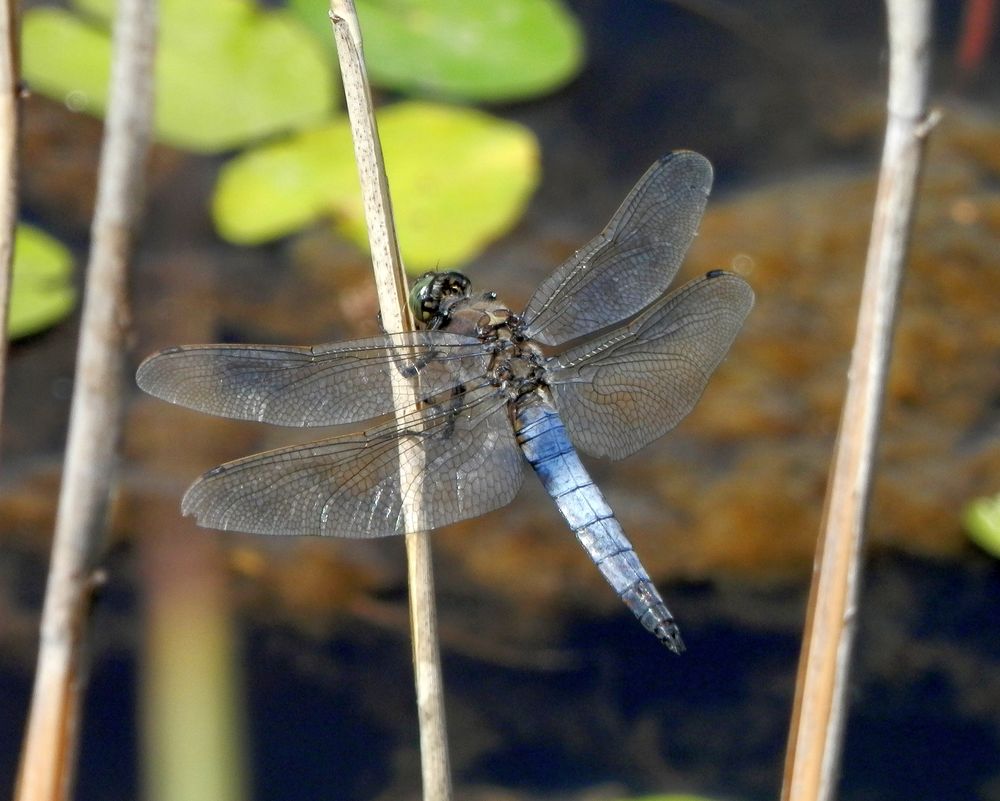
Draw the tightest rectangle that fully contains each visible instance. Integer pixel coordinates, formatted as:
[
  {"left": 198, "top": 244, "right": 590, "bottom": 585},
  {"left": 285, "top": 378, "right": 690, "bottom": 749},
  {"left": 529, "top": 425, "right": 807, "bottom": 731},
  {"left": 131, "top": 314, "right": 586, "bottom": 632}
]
[{"left": 141, "top": 521, "right": 248, "bottom": 801}]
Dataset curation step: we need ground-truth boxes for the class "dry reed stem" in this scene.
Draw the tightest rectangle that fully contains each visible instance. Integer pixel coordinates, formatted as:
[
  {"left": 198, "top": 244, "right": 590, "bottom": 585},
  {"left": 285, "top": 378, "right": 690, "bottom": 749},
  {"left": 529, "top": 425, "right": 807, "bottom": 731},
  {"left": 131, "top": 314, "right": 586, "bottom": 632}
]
[
  {"left": 781, "top": 3, "right": 934, "bottom": 801},
  {"left": 327, "top": 2, "right": 452, "bottom": 800},
  {"left": 0, "top": 0, "right": 20, "bottom": 462},
  {"left": 15, "top": 1, "right": 156, "bottom": 798}
]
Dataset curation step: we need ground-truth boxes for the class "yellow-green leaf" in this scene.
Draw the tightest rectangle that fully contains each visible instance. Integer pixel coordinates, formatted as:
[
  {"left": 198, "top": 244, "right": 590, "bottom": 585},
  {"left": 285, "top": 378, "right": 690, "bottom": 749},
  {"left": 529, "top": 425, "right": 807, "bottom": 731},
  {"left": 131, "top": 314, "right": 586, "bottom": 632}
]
[
  {"left": 213, "top": 101, "right": 540, "bottom": 270},
  {"left": 964, "top": 493, "right": 1000, "bottom": 559},
  {"left": 290, "top": 0, "right": 585, "bottom": 102},
  {"left": 22, "top": 9, "right": 111, "bottom": 118},
  {"left": 22, "top": 0, "right": 334, "bottom": 153},
  {"left": 8, "top": 224, "right": 76, "bottom": 340}
]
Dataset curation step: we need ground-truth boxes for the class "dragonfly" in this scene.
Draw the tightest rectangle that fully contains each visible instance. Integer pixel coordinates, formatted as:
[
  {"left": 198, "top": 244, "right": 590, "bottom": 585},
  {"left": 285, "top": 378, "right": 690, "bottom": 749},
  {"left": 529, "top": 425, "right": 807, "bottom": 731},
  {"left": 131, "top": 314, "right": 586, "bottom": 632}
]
[{"left": 136, "top": 151, "right": 754, "bottom": 652}]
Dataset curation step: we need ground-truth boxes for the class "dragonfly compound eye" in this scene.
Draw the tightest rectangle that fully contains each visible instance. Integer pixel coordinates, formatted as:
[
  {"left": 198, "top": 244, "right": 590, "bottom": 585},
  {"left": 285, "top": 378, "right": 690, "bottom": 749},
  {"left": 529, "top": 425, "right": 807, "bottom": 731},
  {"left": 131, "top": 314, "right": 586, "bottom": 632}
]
[{"left": 407, "top": 271, "right": 472, "bottom": 324}]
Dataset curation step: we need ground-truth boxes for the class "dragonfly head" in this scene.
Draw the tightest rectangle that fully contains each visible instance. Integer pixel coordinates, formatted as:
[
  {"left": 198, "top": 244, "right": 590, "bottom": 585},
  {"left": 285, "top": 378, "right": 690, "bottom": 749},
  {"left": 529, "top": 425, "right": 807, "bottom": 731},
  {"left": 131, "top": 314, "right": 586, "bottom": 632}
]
[{"left": 409, "top": 271, "right": 472, "bottom": 327}]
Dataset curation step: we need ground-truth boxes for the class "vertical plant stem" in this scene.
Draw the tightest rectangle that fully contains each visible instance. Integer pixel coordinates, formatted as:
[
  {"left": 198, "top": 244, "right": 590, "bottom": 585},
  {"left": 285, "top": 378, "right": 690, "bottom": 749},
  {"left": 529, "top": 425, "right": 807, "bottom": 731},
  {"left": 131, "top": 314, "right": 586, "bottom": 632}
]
[
  {"left": 781, "top": 3, "right": 934, "bottom": 801},
  {"left": 0, "top": 0, "right": 20, "bottom": 459},
  {"left": 327, "top": 3, "right": 452, "bottom": 800},
  {"left": 142, "top": 519, "right": 248, "bottom": 801},
  {"left": 15, "top": 1, "right": 156, "bottom": 799}
]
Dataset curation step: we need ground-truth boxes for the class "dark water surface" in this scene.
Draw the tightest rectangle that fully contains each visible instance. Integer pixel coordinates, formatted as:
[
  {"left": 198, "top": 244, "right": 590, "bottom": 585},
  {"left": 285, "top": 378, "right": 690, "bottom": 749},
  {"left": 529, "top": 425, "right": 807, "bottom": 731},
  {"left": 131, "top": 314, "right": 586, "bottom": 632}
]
[{"left": 7, "top": 552, "right": 991, "bottom": 801}]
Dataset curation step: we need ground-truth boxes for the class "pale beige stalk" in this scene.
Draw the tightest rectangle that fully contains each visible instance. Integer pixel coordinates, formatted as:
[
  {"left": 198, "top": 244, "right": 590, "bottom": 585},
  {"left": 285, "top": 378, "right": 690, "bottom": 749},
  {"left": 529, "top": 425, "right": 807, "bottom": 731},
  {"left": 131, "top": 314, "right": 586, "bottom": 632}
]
[
  {"left": 0, "top": 0, "right": 20, "bottom": 458},
  {"left": 15, "top": 1, "right": 156, "bottom": 799},
  {"left": 327, "top": 2, "right": 452, "bottom": 800},
  {"left": 781, "top": 3, "right": 934, "bottom": 801}
]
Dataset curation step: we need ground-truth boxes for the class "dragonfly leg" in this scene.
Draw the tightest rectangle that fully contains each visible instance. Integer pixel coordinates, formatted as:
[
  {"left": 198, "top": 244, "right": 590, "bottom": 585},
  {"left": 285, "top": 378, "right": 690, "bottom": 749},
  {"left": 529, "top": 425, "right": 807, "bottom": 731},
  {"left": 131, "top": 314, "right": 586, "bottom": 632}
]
[{"left": 378, "top": 335, "right": 448, "bottom": 401}]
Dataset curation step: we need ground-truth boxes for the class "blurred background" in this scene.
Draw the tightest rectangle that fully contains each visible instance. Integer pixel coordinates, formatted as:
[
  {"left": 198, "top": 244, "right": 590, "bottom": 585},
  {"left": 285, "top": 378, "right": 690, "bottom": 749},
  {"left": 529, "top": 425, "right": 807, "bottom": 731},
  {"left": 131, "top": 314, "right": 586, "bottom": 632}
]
[{"left": 2, "top": 1, "right": 999, "bottom": 800}]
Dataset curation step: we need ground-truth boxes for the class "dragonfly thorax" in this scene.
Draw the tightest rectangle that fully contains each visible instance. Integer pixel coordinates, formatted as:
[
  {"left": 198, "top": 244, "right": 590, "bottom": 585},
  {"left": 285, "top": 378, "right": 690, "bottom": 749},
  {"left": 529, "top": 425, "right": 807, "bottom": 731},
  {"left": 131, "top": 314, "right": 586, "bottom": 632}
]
[
  {"left": 423, "top": 282, "right": 547, "bottom": 401},
  {"left": 482, "top": 315, "right": 547, "bottom": 400},
  {"left": 490, "top": 343, "right": 546, "bottom": 400}
]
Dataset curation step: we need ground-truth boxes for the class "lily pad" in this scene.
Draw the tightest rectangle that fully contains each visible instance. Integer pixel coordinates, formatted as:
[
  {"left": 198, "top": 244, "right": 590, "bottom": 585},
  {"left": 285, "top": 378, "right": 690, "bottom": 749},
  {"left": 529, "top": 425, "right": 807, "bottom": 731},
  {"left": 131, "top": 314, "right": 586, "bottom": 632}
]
[
  {"left": 212, "top": 101, "right": 540, "bottom": 270},
  {"left": 22, "top": 0, "right": 334, "bottom": 153},
  {"left": 8, "top": 225, "right": 76, "bottom": 340},
  {"left": 290, "top": 0, "right": 584, "bottom": 102},
  {"left": 964, "top": 493, "right": 1000, "bottom": 558}
]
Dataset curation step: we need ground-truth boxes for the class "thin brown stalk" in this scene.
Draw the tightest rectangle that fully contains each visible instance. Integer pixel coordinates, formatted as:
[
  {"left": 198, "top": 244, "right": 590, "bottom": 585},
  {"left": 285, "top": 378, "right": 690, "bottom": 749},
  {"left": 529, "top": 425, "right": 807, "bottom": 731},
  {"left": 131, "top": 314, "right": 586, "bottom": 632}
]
[
  {"left": 15, "top": 1, "right": 156, "bottom": 799},
  {"left": 327, "top": 2, "right": 452, "bottom": 800},
  {"left": 0, "top": 0, "right": 20, "bottom": 460},
  {"left": 781, "top": 3, "right": 934, "bottom": 801}
]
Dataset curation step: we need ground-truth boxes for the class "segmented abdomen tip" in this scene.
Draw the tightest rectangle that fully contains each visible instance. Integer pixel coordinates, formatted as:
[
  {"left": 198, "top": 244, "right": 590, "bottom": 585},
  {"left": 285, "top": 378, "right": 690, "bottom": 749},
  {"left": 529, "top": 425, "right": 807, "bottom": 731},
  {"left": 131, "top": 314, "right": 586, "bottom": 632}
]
[{"left": 657, "top": 624, "right": 686, "bottom": 654}]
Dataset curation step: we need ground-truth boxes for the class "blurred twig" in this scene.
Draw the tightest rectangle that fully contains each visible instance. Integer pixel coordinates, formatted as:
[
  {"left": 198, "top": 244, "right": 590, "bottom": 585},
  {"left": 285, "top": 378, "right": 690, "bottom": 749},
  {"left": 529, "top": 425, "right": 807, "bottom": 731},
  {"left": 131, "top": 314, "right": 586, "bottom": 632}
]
[
  {"left": 781, "top": 3, "right": 934, "bottom": 801},
  {"left": 0, "top": 0, "right": 20, "bottom": 461},
  {"left": 15, "top": 1, "right": 156, "bottom": 799},
  {"left": 327, "top": 2, "right": 452, "bottom": 800},
  {"left": 956, "top": 0, "right": 996, "bottom": 77},
  {"left": 142, "top": 520, "right": 248, "bottom": 801}
]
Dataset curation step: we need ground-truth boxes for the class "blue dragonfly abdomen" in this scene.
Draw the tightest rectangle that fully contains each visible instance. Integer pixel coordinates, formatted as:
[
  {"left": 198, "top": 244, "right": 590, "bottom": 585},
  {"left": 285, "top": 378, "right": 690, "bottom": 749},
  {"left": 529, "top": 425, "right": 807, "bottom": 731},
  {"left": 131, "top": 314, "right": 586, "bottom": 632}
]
[{"left": 514, "top": 391, "right": 684, "bottom": 653}]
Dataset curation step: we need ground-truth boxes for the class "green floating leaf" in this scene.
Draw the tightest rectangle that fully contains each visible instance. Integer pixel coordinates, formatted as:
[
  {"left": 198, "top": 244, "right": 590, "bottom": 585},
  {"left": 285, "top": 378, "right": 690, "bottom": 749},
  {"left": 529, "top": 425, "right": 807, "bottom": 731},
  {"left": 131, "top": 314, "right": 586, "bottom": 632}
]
[
  {"left": 23, "top": 0, "right": 334, "bottom": 153},
  {"left": 213, "top": 100, "right": 540, "bottom": 270},
  {"left": 8, "top": 224, "right": 76, "bottom": 340},
  {"left": 964, "top": 493, "right": 1000, "bottom": 559},
  {"left": 290, "top": 0, "right": 584, "bottom": 102},
  {"left": 21, "top": 9, "right": 111, "bottom": 119}
]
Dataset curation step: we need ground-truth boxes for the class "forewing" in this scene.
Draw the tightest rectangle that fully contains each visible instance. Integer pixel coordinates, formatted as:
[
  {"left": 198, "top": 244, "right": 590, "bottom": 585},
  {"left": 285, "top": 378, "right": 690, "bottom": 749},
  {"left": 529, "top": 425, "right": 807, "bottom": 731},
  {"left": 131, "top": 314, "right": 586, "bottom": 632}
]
[
  {"left": 136, "top": 331, "right": 488, "bottom": 427},
  {"left": 181, "top": 384, "right": 525, "bottom": 537},
  {"left": 546, "top": 271, "right": 754, "bottom": 459},
  {"left": 521, "top": 151, "right": 713, "bottom": 346}
]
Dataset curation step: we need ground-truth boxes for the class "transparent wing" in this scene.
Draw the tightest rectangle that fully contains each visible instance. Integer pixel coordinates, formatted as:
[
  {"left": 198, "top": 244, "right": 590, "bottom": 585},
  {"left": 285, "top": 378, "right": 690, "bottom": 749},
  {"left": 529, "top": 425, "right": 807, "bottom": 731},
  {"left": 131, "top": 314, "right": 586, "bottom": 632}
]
[
  {"left": 520, "top": 151, "right": 714, "bottom": 346},
  {"left": 545, "top": 271, "right": 754, "bottom": 459},
  {"left": 181, "top": 384, "right": 525, "bottom": 538},
  {"left": 136, "top": 331, "right": 489, "bottom": 427}
]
